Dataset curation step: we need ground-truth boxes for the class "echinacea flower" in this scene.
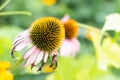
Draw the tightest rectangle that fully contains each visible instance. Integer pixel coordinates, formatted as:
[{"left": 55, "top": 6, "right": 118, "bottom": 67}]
[
  {"left": 11, "top": 17, "right": 65, "bottom": 71},
  {"left": 42, "top": 0, "right": 56, "bottom": 6},
  {"left": 60, "top": 15, "right": 80, "bottom": 57},
  {"left": 0, "top": 61, "right": 14, "bottom": 80}
]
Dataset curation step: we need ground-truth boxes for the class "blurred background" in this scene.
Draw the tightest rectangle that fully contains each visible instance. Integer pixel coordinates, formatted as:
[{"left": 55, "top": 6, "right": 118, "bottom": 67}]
[{"left": 0, "top": 0, "right": 120, "bottom": 80}]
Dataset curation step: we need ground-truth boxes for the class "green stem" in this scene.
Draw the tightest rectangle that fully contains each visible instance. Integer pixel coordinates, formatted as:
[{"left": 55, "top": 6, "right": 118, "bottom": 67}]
[
  {"left": 0, "top": 0, "right": 11, "bottom": 11},
  {"left": 78, "top": 23, "right": 110, "bottom": 37},
  {"left": 78, "top": 23, "right": 111, "bottom": 46},
  {"left": 112, "top": 32, "right": 120, "bottom": 42},
  {"left": 10, "top": 57, "right": 24, "bottom": 72},
  {"left": 0, "top": 11, "right": 32, "bottom": 16}
]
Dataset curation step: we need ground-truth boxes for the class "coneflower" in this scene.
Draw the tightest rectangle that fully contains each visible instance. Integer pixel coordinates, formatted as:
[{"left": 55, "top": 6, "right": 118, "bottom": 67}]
[
  {"left": 60, "top": 15, "right": 80, "bottom": 57},
  {"left": 11, "top": 17, "right": 65, "bottom": 71}
]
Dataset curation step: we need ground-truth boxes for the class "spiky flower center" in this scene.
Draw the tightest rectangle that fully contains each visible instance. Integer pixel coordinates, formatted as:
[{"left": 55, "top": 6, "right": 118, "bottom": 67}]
[
  {"left": 30, "top": 17, "right": 65, "bottom": 52},
  {"left": 63, "top": 19, "right": 79, "bottom": 39}
]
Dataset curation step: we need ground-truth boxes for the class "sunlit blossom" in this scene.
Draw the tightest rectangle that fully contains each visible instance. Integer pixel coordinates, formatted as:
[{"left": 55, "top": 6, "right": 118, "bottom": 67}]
[
  {"left": 42, "top": 0, "right": 57, "bottom": 6},
  {"left": 11, "top": 17, "right": 65, "bottom": 71},
  {"left": 60, "top": 15, "right": 80, "bottom": 57},
  {"left": 0, "top": 61, "right": 14, "bottom": 80}
]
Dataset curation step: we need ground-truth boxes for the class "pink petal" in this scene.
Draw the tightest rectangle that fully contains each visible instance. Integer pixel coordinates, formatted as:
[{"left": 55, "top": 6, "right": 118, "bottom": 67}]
[
  {"left": 13, "top": 38, "right": 31, "bottom": 52},
  {"left": 60, "top": 39, "right": 70, "bottom": 57},
  {"left": 18, "top": 29, "right": 29, "bottom": 37},
  {"left": 34, "top": 51, "right": 44, "bottom": 65},
  {"left": 23, "top": 53, "right": 35, "bottom": 67},
  {"left": 14, "top": 38, "right": 25, "bottom": 45},
  {"left": 13, "top": 41, "right": 27, "bottom": 51},
  {"left": 24, "top": 48, "right": 40, "bottom": 67},
  {"left": 43, "top": 52, "right": 49, "bottom": 63},
  {"left": 14, "top": 29, "right": 29, "bottom": 43},
  {"left": 72, "top": 38, "right": 80, "bottom": 52},
  {"left": 14, "top": 37, "right": 30, "bottom": 46},
  {"left": 71, "top": 45, "right": 77, "bottom": 57},
  {"left": 24, "top": 46, "right": 37, "bottom": 59},
  {"left": 54, "top": 51, "right": 58, "bottom": 56},
  {"left": 67, "top": 41, "right": 73, "bottom": 56},
  {"left": 51, "top": 51, "right": 58, "bottom": 56},
  {"left": 61, "top": 14, "right": 70, "bottom": 23},
  {"left": 70, "top": 38, "right": 80, "bottom": 57},
  {"left": 60, "top": 39, "right": 80, "bottom": 57},
  {"left": 23, "top": 62, "right": 30, "bottom": 67},
  {"left": 60, "top": 43, "right": 66, "bottom": 56}
]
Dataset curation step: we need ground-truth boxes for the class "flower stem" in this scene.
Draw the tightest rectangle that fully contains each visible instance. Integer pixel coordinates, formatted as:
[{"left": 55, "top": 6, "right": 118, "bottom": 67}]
[
  {"left": 78, "top": 23, "right": 110, "bottom": 37},
  {"left": 0, "top": 0, "right": 11, "bottom": 11},
  {"left": 0, "top": 11, "right": 32, "bottom": 16},
  {"left": 10, "top": 57, "right": 24, "bottom": 72}
]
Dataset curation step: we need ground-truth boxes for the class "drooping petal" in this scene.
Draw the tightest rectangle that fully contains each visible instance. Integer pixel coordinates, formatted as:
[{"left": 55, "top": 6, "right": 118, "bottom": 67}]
[
  {"left": 61, "top": 14, "right": 70, "bottom": 23},
  {"left": 71, "top": 46, "right": 77, "bottom": 57},
  {"left": 60, "top": 40, "right": 68, "bottom": 56},
  {"left": 14, "top": 41, "right": 27, "bottom": 51},
  {"left": 60, "top": 41, "right": 67, "bottom": 56},
  {"left": 11, "top": 29, "right": 31, "bottom": 55},
  {"left": 18, "top": 29, "right": 29, "bottom": 36},
  {"left": 23, "top": 54, "right": 35, "bottom": 67},
  {"left": 50, "top": 51, "right": 58, "bottom": 69},
  {"left": 71, "top": 38, "right": 80, "bottom": 56},
  {"left": 24, "top": 46, "right": 37, "bottom": 59},
  {"left": 43, "top": 52, "right": 49, "bottom": 63},
  {"left": 34, "top": 51, "right": 44, "bottom": 65},
  {"left": 13, "top": 38, "right": 31, "bottom": 52},
  {"left": 14, "top": 36, "right": 30, "bottom": 45},
  {"left": 14, "top": 37, "right": 31, "bottom": 47},
  {"left": 60, "top": 38, "right": 80, "bottom": 57},
  {"left": 72, "top": 38, "right": 80, "bottom": 52},
  {"left": 14, "top": 29, "right": 29, "bottom": 44},
  {"left": 14, "top": 37, "right": 25, "bottom": 45},
  {"left": 60, "top": 39, "right": 72, "bottom": 57},
  {"left": 66, "top": 40, "right": 73, "bottom": 56},
  {"left": 51, "top": 50, "right": 58, "bottom": 56},
  {"left": 24, "top": 48, "right": 40, "bottom": 67}
]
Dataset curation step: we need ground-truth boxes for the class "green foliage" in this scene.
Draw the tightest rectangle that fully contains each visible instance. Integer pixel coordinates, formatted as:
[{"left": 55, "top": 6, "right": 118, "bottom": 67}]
[
  {"left": 88, "top": 30, "right": 120, "bottom": 70},
  {"left": 46, "top": 56, "right": 119, "bottom": 80},
  {"left": 0, "top": 26, "right": 22, "bottom": 62},
  {"left": 1, "top": 0, "right": 120, "bottom": 80},
  {"left": 1, "top": 0, "right": 119, "bottom": 28},
  {"left": 15, "top": 73, "right": 49, "bottom": 80}
]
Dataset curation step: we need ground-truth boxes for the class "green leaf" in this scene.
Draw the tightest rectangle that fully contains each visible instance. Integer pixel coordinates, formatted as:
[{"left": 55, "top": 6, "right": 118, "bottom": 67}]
[
  {"left": 0, "top": 26, "right": 22, "bottom": 62},
  {"left": 15, "top": 73, "right": 50, "bottom": 80},
  {"left": 101, "top": 38, "right": 120, "bottom": 68},
  {"left": 89, "top": 29, "right": 120, "bottom": 70},
  {"left": 46, "top": 55, "right": 95, "bottom": 80},
  {"left": 102, "top": 13, "right": 120, "bottom": 32},
  {"left": 112, "top": 32, "right": 120, "bottom": 45}
]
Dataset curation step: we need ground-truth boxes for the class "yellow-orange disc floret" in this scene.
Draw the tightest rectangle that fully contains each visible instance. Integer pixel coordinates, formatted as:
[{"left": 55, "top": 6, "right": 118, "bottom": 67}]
[
  {"left": 30, "top": 17, "right": 65, "bottom": 52},
  {"left": 63, "top": 19, "right": 79, "bottom": 39}
]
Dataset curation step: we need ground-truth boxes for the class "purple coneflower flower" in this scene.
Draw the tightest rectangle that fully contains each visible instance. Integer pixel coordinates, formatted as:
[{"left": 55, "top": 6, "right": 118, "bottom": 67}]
[
  {"left": 11, "top": 17, "right": 65, "bottom": 71},
  {"left": 60, "top": 15, "right": 80, "bottom": 57}
]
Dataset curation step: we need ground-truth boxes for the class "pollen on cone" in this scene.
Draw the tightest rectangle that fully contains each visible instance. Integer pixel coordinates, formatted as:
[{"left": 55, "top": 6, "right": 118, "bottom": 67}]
[
  {"left": 42, "top": 65, "right": 55, "bottom": 73},
  {"left": 30, "top": 17, "right": 65, "bottom": 52}
]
